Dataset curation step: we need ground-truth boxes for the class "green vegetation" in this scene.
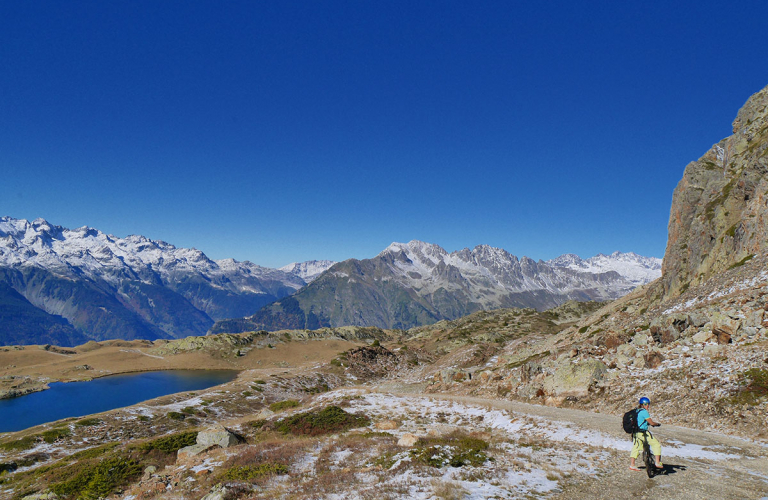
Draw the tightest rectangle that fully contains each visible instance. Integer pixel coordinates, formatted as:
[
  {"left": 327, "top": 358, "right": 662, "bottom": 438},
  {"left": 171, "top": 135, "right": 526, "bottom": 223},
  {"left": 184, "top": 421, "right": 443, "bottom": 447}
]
[
  {"left": 49, "top": 456, "right": 142, "bottom": 500},
  {"left": 269, "top": 399, "right": 301, "bottom": 412},
  {"left": 75, "top": 418, "right": 102, "bottom": 427},
  {"left": 0, "top": 435, "right": 37, "bottom": 452},
  {"left": 726, "top": 368, "right": 768, "bottom": 406},
  {"left": 410, "top": 433, "right": 490, "bottom": 468},
  {"left": 167, "top": 411, "right": 186, "bottom": 421},
  {"left": 274, "top": 405, "right": 370, "bottom": 436},
  {"left": 728, "top": 254, "right": 755, "bottom": 269},
  {"left": 70, "top": 443, "right": 119, "bottom": 460},
  {"left": 138, "top": 431, "right": 198, "bottom": 454},
  {"left": 42, "top": 427, "right": 71, "bottom": 443},
  {"left": 578, "top": 326, "right": 589, "bottom": 334},
  {"left": 221, "top": 462, "right": 289, "bottom": 481}
]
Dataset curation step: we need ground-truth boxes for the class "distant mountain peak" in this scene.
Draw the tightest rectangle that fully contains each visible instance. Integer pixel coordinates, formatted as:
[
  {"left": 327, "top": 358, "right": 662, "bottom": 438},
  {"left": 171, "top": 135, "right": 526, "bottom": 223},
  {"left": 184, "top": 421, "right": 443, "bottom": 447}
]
[{"left": 279, "top": 260, "right": 336, "bottom": 282}]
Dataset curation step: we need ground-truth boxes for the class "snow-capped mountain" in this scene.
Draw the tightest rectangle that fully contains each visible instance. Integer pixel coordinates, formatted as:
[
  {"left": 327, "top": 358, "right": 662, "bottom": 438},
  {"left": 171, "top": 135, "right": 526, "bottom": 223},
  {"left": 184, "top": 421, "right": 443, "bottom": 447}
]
[
  {"left": 0, "top": 217, "right": 305, "bottom": 292},
  {"left": 213, "top": 240, "right": 662, "bottom": 333},
  {"left": 0, "top": 216, "right": 319, "bottom": 344},
  {"left": 279, "top": 260, "right": 336, "bottom": 283},
  {"left": 547, "top": 252, "right": 662, "bottom": 286}
]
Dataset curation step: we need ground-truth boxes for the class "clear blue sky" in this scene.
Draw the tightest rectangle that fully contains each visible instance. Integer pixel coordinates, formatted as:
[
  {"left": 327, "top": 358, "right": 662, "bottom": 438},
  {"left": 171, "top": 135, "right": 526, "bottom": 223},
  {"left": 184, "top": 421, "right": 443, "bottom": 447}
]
[{"left": 2, "top": 1, "right": 767, "bottom": 268}]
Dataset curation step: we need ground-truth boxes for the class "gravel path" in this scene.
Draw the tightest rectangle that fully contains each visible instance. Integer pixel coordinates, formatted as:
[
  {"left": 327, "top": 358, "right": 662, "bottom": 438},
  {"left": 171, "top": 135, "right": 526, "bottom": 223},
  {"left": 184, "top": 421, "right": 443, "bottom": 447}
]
[{"left": 372, "top": 386, "right": 768, "bottom": 500}]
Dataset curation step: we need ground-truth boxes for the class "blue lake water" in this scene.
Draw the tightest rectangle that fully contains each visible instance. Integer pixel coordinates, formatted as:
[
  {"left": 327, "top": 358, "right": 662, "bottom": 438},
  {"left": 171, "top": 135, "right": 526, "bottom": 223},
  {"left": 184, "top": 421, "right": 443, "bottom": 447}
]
[{"left": 0, "top": 370, "right": 239, "bottom": 432}]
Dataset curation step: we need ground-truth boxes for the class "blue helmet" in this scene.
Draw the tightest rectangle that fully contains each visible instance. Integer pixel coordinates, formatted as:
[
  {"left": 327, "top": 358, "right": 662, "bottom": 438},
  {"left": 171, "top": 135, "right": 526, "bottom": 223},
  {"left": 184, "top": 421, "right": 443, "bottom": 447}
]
[{"left": 639, "top": 397, "right": 650, "bottom": 405}]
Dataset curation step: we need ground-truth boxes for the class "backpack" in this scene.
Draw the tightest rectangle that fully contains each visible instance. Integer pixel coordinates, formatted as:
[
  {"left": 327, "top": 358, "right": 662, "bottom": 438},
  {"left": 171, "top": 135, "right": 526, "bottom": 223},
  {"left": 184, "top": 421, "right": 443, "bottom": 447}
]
[{"left": 622, "top": 408, "right": 640, "bottom": 434}]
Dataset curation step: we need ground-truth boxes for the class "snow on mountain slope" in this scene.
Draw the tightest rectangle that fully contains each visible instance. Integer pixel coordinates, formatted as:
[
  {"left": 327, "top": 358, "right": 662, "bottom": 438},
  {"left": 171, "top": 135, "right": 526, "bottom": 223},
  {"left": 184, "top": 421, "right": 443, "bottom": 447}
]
[
  {"left": 279, "top": 260, "right": 336, "bottom": 282},
  {"left": 377, "top": 240, "right": 661, "bottom": 304},
  {"left": 547, "top": 251, "right": 662, "bottom": 285},
  {"left": 0, "top": 216, "right": 305, "bottom": 293}
]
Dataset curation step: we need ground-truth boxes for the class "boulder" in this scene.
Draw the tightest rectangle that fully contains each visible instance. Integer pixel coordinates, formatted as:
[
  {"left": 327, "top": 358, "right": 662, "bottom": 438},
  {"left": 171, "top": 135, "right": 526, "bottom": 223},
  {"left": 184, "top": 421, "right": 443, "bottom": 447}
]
[
  {"left": 201, "top": 485, "right": 229, "bottom": 500},
  {"left": 687, "top": 312, "right": 709, "bottom": 328},
  {"left": 197, "top": 425, "right": 240, "bottom": 448},
  {"left": 375, "top": 420, "right": 399, "bottom": 430},
  {"left": 710, "top": 312, "right": 741, "bottom": 337},
  {"left": 397, "top": 433, "right": 419, "bottom": 447},
  {"left": 22, "top": 492, "right": 59, "bottom": 500},
  {"left": 632, "top": 333, "right": 649, "bottom": 346},
  {"left": 713, "top": 327, "right": 732, "bottom": 344},
  {"left": 543, "top": 359, "right": 608, "bottom": 398},
  {"left": 177, "top": 443, "right": 218, "bottom": 462},
  {"left": 256, "top": 408, "right": 275, "bottom": 420},
  {"left": 644, "top": 351, "right": 665, "bottom": 369},
  {"left": 660, "top": 327, "right": 680, "bottom": 345},
  {"left": 692, "top": 330, "right": 714, "bottom": 343}
]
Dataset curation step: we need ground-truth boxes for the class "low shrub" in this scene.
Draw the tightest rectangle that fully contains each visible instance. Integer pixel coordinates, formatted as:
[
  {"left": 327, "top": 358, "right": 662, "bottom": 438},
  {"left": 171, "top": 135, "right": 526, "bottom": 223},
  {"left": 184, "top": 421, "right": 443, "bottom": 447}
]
[
  {"left": 75, "top": 418, "right": 102, "bottom": 427},
  {"left": 275, "top": 405, "right": 370, "bottom": 436},
  {"left": 167, "top": 411, "right": 186, "bottom": 421},
  {"left": 410, "top": 433, "right": 490, "bottom": 468},
  {"left": 42, "top": 428, "right": 71, "bottom": 443},
  {"left": 0, "top": 435, "right": 37, "bottom": 452},
  {"left": 71, "top": 443, "right": 118, "bottom": 460},
  {"left": 49, "top": 456, "right": 142, "bottom": 500},
  {"left": 221, "top": 462, "right": 289, "bottom": 481},
  {"left": 269, "top": 399, "right": 300, "bottom": 412},
  {"left": 139, "top": 431, "right": 198, "bottom": 454}
]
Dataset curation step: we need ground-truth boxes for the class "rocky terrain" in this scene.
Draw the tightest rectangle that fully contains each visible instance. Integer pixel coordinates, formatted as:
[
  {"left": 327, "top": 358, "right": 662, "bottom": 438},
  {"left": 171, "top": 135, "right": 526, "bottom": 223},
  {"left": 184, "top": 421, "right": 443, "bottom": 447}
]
[{"left": 213, "top": 242, "right": 660, "bottom": 333}]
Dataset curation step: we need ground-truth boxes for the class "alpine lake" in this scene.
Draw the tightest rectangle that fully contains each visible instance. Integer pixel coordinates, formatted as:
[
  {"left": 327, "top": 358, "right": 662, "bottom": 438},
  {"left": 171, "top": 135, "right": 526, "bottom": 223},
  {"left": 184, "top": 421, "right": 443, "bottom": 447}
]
[{"left": 0, "top": 370, "right": 239, "bottom": 432}]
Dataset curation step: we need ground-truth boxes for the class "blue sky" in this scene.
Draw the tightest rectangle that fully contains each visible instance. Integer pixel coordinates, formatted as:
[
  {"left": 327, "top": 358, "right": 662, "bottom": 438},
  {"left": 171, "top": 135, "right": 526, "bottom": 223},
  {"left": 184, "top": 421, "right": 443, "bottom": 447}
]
[{"left": 2, "top": 1, "right": 767, "bottom": 268}]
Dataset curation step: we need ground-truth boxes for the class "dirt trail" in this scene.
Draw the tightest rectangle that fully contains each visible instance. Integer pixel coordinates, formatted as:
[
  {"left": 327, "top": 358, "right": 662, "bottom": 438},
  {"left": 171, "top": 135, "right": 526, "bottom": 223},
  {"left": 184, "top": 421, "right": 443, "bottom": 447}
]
[{"left": 373, "top": 386, "right": 768, "bottom": 500}]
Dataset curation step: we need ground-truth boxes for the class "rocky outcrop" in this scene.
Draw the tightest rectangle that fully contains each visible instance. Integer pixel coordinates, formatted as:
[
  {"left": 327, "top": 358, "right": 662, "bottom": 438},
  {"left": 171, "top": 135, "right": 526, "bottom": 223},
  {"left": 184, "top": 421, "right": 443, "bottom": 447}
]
[{"left": 663, "top": 85, "right": 768, "bottom": 298}]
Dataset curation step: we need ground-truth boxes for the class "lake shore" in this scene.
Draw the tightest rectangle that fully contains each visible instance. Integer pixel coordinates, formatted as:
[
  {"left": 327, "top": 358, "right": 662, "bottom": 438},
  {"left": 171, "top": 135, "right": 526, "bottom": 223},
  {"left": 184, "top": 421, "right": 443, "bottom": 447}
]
[{"left": 0, "top": 334, "right": 361, "bottom": 401}]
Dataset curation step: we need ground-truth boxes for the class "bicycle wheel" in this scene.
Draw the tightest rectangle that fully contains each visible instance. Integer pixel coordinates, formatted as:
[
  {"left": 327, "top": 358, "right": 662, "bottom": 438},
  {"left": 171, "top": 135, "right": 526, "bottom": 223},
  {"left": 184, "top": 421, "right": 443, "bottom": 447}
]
[{"left": 644, "top": 446, "right": 655, "bottom": 478}]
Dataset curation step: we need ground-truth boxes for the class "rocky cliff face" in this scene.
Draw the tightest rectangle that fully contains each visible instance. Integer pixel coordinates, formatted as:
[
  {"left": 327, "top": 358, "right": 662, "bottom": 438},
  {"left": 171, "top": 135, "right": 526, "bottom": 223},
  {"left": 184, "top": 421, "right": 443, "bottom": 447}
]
[{"left": 663, "top": 85, "right": 768, "bottom": 297}]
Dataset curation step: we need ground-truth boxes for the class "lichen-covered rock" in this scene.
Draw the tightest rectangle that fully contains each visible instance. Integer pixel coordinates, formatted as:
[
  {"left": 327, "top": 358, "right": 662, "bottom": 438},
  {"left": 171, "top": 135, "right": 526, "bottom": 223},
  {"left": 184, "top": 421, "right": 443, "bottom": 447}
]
[
  {"left": 543, "top": 359, "right": 608, "bottom": 397},
  {"left": 22, "top": 491, "right": 59, "bottom": 500},
  {"left": 197, "top": 425, "right": 240, "bottom": 448},
  {"left": 663, "top": 84, "right": 768, "bottom": 298},
  {"left": 177, "top": 443, "right": 218, "bottom": 462}
]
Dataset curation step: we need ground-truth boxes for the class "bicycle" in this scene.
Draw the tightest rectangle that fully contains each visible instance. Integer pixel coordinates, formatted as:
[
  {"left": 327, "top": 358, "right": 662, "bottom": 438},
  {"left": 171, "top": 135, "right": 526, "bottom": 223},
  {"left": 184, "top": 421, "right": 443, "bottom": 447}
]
[{"left": 639, "top": 426, "right": 663, "bottom": 478}]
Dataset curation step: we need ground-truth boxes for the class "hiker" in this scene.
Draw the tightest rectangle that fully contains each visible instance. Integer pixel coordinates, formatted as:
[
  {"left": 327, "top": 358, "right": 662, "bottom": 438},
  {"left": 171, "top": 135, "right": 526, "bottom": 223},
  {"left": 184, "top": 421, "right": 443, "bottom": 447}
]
[{"left": 629, "top": 396, "right": 662, "bottom": 471}]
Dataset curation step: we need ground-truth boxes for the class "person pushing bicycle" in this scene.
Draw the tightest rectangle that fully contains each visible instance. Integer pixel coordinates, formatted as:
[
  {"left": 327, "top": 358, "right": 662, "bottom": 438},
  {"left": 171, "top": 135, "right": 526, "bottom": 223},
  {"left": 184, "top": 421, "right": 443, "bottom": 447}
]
[{"left": 629, "top": 397, "right": 662, "bottom": 471}]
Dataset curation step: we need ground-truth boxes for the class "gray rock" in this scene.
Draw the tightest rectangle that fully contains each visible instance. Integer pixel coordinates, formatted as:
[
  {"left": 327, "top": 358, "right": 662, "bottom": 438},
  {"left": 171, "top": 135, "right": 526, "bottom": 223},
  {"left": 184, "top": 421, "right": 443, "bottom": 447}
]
[
  {"left": 177, "top": 443, "right": 218, "bottom": 462},
  {"left": 22, "top": 492, "right": 59, "bottom": 500},
  {"left": 687, "top": 312, "right": 710, "bottom": 328},
  {"left": 632, "top": 333, "right": 649, "bottom": 346},
  {"left": 693, "top": 331, "right": 714, "bottom": 343},
  {"left": 197, "top": 425, "right": 240, "bottom": 448},
  {"left": 201, "top": 485, "right": 229, "bottom": 500},
  {"left": 543, "top": 359, "right": 608, "bottom": 397}
]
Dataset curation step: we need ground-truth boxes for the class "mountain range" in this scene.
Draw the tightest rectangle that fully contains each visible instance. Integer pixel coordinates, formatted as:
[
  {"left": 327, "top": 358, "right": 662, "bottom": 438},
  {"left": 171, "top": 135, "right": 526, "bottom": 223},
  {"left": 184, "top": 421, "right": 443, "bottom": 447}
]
[
  {"left": 0, "top": 216, "right": 660, "bottom": 345},
  {"left": 0, "top": 217, "right": 334, "bottom": 345},
  {"left": 211, "top": 240, "right": 661, "bottom": 333}
]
